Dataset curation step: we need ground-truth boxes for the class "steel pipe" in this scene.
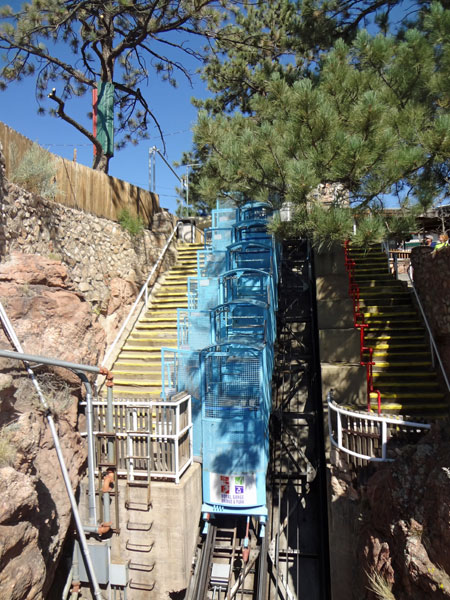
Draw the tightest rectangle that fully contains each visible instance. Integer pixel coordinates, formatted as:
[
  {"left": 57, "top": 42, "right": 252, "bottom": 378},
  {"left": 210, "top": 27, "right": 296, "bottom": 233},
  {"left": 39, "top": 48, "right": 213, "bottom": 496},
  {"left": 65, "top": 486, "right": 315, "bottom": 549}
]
[{"left": 0, "top": 304, "right": 104, "bottom": 599}]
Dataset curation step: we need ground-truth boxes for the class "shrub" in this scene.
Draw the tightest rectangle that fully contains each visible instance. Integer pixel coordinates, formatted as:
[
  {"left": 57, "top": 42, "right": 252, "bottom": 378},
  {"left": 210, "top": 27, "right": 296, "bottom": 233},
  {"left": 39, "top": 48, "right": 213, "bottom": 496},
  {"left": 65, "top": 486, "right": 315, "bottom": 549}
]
[
  {"left": 10, "top": 142, "right": 59, "bottom": 199},
  {"left": 118, "top": 208, "right": 145, "bottom": 236}
]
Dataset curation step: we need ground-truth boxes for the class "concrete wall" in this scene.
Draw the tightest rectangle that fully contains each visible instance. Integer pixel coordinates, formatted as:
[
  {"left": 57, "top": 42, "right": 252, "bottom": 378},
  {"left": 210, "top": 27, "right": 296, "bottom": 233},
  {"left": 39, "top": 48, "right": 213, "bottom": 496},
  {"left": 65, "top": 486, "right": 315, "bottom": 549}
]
[
  {"left": 315, "top": 244, "right": 365, "bottom": 407},
  {"left": 109, "top": 464, "right": 202, "bottom": 599},
  {"left": 314, "top": 244, "right": 366, "bottom": 600},
  {"left": 79, "top": 464, "right": 202, "bottom": 599}
]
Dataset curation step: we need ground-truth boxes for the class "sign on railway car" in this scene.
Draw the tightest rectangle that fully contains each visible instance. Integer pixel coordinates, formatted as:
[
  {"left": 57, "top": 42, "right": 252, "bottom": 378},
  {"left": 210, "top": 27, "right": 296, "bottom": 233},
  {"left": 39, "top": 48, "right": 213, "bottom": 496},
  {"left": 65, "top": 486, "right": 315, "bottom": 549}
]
[{"left": 210, "top": 473, "right": 257, "bottom": 505}]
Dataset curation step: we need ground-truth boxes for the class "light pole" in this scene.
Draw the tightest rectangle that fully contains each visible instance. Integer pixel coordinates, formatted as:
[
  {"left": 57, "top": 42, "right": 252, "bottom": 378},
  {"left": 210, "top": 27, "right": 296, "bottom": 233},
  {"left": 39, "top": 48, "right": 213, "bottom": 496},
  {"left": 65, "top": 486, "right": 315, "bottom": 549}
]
[{"left": 148, "top": 146, "right": 185, "bottom": 194}]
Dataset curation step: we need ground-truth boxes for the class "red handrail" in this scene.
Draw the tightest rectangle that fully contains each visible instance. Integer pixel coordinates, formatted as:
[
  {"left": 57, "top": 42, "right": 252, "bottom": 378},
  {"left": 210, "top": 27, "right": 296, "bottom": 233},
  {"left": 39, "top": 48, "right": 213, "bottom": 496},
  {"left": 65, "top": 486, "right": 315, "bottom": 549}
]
[{"left": 343, "top": 241, "right": 382, "bottom": 414}]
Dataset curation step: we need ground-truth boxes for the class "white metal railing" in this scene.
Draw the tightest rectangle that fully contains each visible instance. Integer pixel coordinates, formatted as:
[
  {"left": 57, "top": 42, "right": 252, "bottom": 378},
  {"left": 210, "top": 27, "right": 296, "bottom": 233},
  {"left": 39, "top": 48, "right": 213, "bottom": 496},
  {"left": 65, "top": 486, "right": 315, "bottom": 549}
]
[
  {"left": 101, "top": 221, "right": 180, "bottom": 370},
  {"left": 407, "top": 265, "right": 450, "bottom": 393},
  {"left": 194, "top": 225, "right": 205, "bottom": 244},
  {"left": 381, "top": 241, "right": 411, "bottom": 278},
  {"left": 81, "top": 392, "right": 193, "bottom": 483},
  {"left": 327, "top": 394, "right": 431, "bottom": 463}
]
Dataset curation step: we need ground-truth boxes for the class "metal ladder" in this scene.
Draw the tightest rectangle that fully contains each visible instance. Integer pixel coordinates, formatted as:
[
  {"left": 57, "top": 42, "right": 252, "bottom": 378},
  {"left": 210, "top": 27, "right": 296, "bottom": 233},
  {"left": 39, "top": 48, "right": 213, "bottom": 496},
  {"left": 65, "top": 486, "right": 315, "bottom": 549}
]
[{"left": 124, "top": 405, "right": 155, "bottom": 592}]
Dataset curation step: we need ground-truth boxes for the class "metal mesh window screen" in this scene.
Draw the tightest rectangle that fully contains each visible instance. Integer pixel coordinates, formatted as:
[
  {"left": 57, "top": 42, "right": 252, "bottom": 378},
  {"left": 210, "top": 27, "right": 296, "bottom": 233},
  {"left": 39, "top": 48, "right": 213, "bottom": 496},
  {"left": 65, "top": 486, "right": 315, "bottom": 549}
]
[
  {"left": 204, "top": 354, "right": 260, "bottom": 418},
  {"left": 197, "top": 277, "right": 220, "bottom": 311},
  {"left": 177, "top": 352, "right": 201, "bottom": 400},
  {"left": 239, "top": 206, "right": 273, "bottom": 220},
  {"left": 187, "top": 277, "right": 198, "bottom": 310},
  {"left": 211, "top": 228, "right": 233, "bottom": 251},
  {"left": 177, "top": 310, "right": 211, "bottom": 350},
  {"left": 212, "top": 208, "right": 236, "bottom": 228}
]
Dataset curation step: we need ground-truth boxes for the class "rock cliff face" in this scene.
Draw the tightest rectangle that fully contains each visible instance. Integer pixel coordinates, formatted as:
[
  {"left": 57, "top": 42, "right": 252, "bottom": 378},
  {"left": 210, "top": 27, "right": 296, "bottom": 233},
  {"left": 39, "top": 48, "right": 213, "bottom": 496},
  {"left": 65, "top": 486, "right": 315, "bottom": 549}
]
[
  {"left": 0, "top": 252, "right": 105, "bottom": 599},
  {"left": 360, "top": 423, "right": 450, "bottom": 599},
  {"left": 330, "top": 422, "right": 450, "bottom": 600}
]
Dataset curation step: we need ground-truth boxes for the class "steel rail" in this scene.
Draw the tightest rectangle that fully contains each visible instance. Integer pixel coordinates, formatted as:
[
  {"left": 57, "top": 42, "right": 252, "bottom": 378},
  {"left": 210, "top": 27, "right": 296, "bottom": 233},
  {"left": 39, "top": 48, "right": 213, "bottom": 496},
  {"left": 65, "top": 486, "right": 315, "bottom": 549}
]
[
  {"left": 101, "top": 220, "right": 180, "bottom": 369},
  {"left": 407, "top": 265, "right": 450, "bottom": 393},
  {"left": 255, "top": 521, "right": 268, "bottom": 600},
  {"left": 191, "top": 524, "right": 217, "bottom": 600}
]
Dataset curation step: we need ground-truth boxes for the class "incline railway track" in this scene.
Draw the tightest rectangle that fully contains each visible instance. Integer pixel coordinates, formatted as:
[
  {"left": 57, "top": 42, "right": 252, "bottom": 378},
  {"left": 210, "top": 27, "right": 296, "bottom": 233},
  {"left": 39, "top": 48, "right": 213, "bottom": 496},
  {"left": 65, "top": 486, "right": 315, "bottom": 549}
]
[
  {"left": 187, "top": 516, "right": 268, "bottom": 600},
  {"left": 267, "top": 239, "right": 331, "bottom": 600},
  {"left": 187, "top": 239, "right": 331, "bottom": 600}
]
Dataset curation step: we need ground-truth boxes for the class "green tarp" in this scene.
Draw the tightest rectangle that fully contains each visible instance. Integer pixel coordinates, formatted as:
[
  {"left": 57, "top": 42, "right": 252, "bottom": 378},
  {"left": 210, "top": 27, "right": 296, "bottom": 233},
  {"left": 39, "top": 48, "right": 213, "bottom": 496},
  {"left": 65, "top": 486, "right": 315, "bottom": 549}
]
[{"left": 96, "top": 82, "right": 114, "bottom": 157}]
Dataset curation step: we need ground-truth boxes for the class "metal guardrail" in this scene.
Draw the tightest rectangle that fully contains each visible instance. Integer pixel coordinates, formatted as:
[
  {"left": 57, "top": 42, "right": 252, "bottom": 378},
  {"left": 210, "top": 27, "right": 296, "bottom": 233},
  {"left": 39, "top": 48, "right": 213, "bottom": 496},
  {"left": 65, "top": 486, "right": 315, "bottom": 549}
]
[
  {"left": 327, "top": 393, "right": 431, "bottom": 464},
  {"left": 81, "top": 392, "right": 193, "bottom": 484},
  {"left": 407, "top": 265, "right": 450, "bottom": 393},
  {"left": 381, "top": 241, "right": 412, "bottom": 278},
  {"left": 343, "top": 240, "right": 382, "bottom": 413},
  {"left": 381, "top": 243, "right": 449, "bottom": 393},
  {"left": 101, "top": 221, "right": 180, "bottom": 370}
]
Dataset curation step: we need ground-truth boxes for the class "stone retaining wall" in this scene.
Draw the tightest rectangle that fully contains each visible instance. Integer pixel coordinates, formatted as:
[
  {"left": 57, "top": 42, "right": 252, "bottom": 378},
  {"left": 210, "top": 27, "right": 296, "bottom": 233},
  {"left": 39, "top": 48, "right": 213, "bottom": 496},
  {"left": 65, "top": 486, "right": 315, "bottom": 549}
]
[
  {"left": 0, "top": 149, "right": 177, "bottom": 309},
  {"left": 411, "top": 245, "right": 450, "bottom": 379}
]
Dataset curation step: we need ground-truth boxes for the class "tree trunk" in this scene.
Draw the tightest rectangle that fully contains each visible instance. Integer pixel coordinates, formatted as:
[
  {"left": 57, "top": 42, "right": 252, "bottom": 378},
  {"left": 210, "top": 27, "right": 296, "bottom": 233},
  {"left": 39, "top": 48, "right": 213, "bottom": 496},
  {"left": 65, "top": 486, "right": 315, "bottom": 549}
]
[{"left": 92, "top": 151, "right": 110, "bottom": 173}]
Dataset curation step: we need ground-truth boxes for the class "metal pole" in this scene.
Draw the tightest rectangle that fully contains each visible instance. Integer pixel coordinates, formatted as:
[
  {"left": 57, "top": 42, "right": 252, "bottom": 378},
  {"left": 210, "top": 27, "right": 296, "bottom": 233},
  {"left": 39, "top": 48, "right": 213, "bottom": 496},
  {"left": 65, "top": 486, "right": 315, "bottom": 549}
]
[
  {"left": 76, "top": 373, "right": 98, "bottom": 526},
  {"left": 186, "top": 167, "right": 189, "bottom": 217},
  {"left": 381, "top": 421, "right": 388, "bottom": 460},
  {"left": 0, "top": 348, "right": 102, "bottom": 375},
  {"left": 0, "top": 304, "right": 104, "bottom": 599}
]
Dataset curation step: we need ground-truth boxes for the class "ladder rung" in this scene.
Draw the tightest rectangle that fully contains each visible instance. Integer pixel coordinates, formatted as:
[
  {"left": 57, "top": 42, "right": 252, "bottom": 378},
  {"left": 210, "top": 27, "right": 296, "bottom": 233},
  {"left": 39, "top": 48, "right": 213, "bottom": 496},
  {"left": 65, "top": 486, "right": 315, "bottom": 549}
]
[
  {"left": 127, "top": 520, "right": 153, "bottom": 531},
  {"left": 126, "top": 540, "right": 154, "bottom": 553},
  {"left": 128, "top": 561, "right": 155, "bottom": 572},
  {"left": 129, "top": 579, "right": 155, "bottom": 591}
]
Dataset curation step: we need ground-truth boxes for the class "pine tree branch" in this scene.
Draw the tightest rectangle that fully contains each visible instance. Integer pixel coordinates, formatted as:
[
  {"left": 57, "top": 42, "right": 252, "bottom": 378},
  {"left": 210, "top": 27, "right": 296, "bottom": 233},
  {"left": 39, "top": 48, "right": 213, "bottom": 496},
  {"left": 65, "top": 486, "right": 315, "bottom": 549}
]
[{"left": 47, "top": 87, "right": 102, "bottom": 154}]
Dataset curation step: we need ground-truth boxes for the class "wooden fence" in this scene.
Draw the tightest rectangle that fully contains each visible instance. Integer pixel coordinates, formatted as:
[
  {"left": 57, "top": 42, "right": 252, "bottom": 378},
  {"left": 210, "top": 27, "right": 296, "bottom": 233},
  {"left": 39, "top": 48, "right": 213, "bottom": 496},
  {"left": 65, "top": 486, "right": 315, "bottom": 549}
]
[{"left": 0, "top": 121, "right": 161, "bottom": 225}]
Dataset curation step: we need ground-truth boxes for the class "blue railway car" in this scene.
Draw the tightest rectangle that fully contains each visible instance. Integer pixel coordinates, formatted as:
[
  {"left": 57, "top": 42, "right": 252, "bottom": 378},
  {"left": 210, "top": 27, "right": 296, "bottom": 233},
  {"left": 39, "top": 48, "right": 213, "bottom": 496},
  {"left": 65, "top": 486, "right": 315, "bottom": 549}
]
[
  {"left": 200, "top": 342, "right": 271, "bottom": 529},
  {"left": 160, "top": 199, "right": 280, "bottom": 535}
]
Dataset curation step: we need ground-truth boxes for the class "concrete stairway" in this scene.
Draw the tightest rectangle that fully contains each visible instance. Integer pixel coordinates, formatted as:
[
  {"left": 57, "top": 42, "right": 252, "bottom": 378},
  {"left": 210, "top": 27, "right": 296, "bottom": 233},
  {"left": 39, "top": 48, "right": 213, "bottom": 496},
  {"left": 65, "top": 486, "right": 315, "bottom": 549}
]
[
  {"left": 111, "top": 243, "right": 203, "bottom": 398},
  {"left": 348, "top": 246, "right": 447, "bottom": 418}
]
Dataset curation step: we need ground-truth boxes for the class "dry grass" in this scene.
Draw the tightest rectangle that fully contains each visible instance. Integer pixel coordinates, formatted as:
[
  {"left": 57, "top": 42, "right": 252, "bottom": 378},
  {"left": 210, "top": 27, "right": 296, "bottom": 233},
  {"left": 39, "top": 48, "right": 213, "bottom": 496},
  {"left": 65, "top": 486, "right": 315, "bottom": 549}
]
[
  {"left": 366, "top": 570, "right": 396, "bottom": 600},
  {"left": 17, "top": 373, "right": 75, "bottom": 416},
  {"left": 0, "top": 425, "right": 17, "bottom": 467}
]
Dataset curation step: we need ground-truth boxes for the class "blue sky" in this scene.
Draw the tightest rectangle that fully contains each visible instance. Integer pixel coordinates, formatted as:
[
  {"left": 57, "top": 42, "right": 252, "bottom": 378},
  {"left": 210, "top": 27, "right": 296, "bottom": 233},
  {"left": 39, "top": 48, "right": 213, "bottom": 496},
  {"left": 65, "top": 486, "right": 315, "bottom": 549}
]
[
  {"left": 0, "top": 2, "right": 208, "bottom": 214},
  {"left": 0, "top": 1, "right": 436, "bottom": 214}
]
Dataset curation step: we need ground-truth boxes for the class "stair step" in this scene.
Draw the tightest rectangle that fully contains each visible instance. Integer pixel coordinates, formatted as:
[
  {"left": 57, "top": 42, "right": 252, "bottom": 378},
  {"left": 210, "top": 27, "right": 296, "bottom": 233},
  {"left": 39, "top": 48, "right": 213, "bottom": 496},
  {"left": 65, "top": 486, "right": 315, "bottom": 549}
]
[
  {"left": 363, "top": 310, "right": 417, "bottom": 317},
  {"left": 366, "top": 342, "right": 428, "bottom": 350},
  {"left": 372, "top": 361, "right": 432, "bottom": 368},
  {"left": 148, "top": 302, "right": 188, "bottom": 309},
  {"left": 122, "top": 346, "right": 165, "bottom": 353},
  {"left": 117, "top": 354, "right": 161, "bottom": 362},
  {"left": 363, "top": 320, "right": 421, "bottom": 327},
  {"left": 365, "top": 325, "right": 424, "bottom": 332},
  {"left": 154, "top": 291, "right": 187, "bottom": 298},
  {"left": 114, "top": 378, "right": 162, "bottom": 386},
  {"left": 365, "top": 334, "right": 425, "bottom": 341},
  {"left": 358, "top": 289, "right": 409, "bottom": 296},
  {"left": 114, "top": 363, "right": 161, "bottom": 373},
  {"left": 374, "top": 381, "right": 440, "bottom": 389},
  {"left": 372, "top": 371, "right": 434, "bottom": 379},
  {"left": 365, "top": 350, "right": 431, "bottom": 358},
  {"left": 369, "top": 402, "right": 448, "bottom": 414},
  {"left": 126, "top": 341, "right": 177, "bottom": 349},
  {"left": 114, "top": 384, "right": 162, "bottom": 394}
]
